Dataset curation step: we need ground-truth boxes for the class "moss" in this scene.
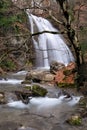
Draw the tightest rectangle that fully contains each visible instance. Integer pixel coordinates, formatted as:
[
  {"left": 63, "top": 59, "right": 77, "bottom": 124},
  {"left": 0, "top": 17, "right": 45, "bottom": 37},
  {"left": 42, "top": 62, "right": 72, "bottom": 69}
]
[
  {"left": 23, "top": 86, "right": 32, "bottom": 91},
  {"left": 67, "top": 115, "right": 82, "bottom": 125},
  {"left": 32, "top": 85, "right": 48, "bottom": 97},
  {"left": 79, "top": 97, "right": 87, "bottom": 108},
  {"left": 58, "top": 83, "right": 76, "bottom": 88},
  {"left": 23, "top": 85, "right": 48, "bottom": 97},
  {"left": 63, "top": 69, "right": 72, "bottom": 76}
]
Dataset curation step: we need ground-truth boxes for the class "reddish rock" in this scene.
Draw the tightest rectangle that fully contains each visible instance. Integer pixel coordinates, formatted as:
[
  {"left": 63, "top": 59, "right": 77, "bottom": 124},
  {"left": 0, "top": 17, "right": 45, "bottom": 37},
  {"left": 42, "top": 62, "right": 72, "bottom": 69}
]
[{"left": 54, "top": 62, "right": 76, "bottom": 85}]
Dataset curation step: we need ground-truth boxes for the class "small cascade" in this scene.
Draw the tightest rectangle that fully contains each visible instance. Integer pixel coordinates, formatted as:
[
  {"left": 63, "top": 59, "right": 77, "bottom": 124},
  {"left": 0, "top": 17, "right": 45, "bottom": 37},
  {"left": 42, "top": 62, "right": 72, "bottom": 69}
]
[{"left": 26, "top": 10, "right": 74, "bottom": 68}]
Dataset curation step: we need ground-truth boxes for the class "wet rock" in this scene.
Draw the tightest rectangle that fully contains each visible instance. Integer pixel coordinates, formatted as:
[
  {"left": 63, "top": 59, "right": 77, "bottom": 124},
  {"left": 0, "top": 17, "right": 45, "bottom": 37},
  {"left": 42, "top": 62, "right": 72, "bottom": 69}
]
[
  {"left": 79, "top": 97, "right": 87, "bottom": 118},
  {"left": 31, "top": 85, "right": 48, "bottom": 97},
  {"left": 66, "top": 114, "right": 82, "bottom": 125},
  {"left": 15, "top": 89, "right": 32, "bottom": 104},
  {"left": 14, "top": 85, "right": 48, "bottom": 104},
  {"left": 24, "top": 85, "right": 48, "bottom": 97},
  {"left": 0, "top": 92, "right": 6, "bottom": 104},
  {"left": 50, "top": 61, "right": 65, "bottom": 74},
  {"left": 25, "top": 69, "right": 54, "bottom": 83},
  {"left": 21, "top": 80, "right": 32, "bottom": 84},
  {"left": 58, "top": 90, "right": 73, "bottom": 100},
  {"left": 79, "top": 97, "right": 87, "bottom": 108},
  {"left": 54, "top": 62, "right": 76, "bottom": 86}
]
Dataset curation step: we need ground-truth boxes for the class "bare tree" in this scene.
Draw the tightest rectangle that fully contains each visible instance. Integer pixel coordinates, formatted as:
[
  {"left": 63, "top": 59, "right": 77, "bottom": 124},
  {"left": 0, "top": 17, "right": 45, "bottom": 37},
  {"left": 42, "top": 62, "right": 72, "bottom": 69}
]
[{"left": 55, "top": 0, "right": 83, "bottom": 67}]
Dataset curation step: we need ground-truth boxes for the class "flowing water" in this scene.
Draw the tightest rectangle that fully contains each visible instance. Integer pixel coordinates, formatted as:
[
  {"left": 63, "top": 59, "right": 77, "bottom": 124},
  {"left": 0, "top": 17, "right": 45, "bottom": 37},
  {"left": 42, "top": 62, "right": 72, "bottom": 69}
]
[
  {"left": 0, "top": 71, "right": 82, "bottom": 130},
  {"left": 26, "top": 10, "right": 74, "bottom": 68}
]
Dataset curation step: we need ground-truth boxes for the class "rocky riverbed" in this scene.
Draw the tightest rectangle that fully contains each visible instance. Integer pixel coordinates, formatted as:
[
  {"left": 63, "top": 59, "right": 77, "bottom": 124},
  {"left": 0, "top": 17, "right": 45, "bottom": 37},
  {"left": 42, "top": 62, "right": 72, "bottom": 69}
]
[{"left": 0, "top": 70, "right": 87, "bottom": 130}]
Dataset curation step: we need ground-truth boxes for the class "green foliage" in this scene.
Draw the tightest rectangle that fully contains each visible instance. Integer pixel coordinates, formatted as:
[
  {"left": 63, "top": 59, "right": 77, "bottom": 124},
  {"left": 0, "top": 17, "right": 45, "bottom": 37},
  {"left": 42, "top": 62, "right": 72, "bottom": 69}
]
[
  {"left": 0, "top": 14, "right": 26, "bottom": 28},
  {"left": 0, "top": 16, "right": 16, "bottom": 27},
  {"left": 0, "top": 58, "right": 16, "bottom": 71},
  {"left": 0, "top": 0, "right": 27, "bottom": 31},
  {"left": 0, "top": 0, "right": 11, "bottom": 9}
]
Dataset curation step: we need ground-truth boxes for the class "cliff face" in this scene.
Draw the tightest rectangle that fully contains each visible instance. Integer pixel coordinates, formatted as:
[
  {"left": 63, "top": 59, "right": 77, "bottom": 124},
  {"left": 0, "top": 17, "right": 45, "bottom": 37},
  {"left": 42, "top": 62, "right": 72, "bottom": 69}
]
[
  {"left": 0, "top": 0, "right": 87, "bottom": 72},
  {"left": 0, "top": 0, "right": 35, "bottom": 71}
]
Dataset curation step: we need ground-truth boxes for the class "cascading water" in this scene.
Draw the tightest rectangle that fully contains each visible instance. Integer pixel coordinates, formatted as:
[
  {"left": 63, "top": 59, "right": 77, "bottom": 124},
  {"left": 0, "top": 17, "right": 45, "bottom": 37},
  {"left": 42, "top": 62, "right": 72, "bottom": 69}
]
[{"left": 26, "top": 10, "right": 74, "bottom": 68}]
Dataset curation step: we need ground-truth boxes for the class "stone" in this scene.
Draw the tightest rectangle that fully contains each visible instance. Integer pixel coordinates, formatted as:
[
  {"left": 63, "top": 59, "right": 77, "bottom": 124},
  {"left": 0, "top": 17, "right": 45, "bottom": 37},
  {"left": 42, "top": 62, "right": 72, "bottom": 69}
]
[
  {"left": 14, "top": 85, "right": 48, "bottom": 104},
  {"left": 31, "top": 85, "right": 48, "bottom": 97},
  {"left": 0, "top": 92, "right": 6, "bottom": 104},
  {"left": 54, "top": 62, "right": 76, "bottom": 86},
  {"left": 50, "top": 61, "right": 65, "bottom": 74},
  {"left": 66, "top": 115, "right": 82, "bottom": 125},
  {"left": 25, "top": 69, "right": 55, "bottom": 83},
  {"left": 14, "top": 90, "right": 32, "bottom": 104}
]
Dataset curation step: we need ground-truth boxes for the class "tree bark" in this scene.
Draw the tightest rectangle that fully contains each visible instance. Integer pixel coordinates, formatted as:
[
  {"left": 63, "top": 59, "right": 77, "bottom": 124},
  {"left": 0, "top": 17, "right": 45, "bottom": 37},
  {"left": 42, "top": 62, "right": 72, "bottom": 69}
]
[{"left": 56, "top": 0, "right": 83, "bottom": 67}]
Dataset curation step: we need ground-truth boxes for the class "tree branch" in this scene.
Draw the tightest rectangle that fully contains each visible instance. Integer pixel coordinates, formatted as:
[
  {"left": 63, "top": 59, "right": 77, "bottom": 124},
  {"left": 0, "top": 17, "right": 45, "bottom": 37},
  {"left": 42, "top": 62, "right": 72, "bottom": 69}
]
[{"left": 31, "top": 30, "right": 66, "bottom": 36}]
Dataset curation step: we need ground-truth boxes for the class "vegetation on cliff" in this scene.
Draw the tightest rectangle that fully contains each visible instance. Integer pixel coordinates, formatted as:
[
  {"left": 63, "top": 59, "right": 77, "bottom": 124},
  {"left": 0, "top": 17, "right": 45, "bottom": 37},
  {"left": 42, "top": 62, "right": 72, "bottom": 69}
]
[{"left": 0, "top": 0, "right": 34, "bottom": 71}]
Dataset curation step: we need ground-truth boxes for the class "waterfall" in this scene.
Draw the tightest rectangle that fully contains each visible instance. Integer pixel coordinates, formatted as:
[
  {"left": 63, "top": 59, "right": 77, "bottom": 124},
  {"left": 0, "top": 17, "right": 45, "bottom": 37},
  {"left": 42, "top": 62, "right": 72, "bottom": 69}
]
[{"left": 26, "top": 10, "right": 74, "bottom": 68}]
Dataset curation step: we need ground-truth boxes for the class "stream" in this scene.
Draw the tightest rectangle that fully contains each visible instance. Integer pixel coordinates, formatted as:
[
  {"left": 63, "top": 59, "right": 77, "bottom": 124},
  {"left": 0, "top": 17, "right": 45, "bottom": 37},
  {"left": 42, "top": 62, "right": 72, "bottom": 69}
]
[{"left": 0, "top": 71, "right": 83, "bottom": 130}]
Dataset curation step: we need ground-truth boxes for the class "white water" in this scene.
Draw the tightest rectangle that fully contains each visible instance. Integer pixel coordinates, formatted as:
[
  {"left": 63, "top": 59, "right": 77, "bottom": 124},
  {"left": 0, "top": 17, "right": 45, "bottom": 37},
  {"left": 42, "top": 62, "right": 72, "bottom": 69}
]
[
  {"left": 7, "top": 95, "right": 81, "bottom": 109},
  {"left": 26, "top": 11, "right": 74, "bottom": 67},
  {"left": 0, "top": 79, "right": 23, "bottom": 84},
  {"left": 13, "top": 70, "right": 27, "bottom": 75},
  {"left": 0, "top": 71, "right": 27, "bottom": 85}
]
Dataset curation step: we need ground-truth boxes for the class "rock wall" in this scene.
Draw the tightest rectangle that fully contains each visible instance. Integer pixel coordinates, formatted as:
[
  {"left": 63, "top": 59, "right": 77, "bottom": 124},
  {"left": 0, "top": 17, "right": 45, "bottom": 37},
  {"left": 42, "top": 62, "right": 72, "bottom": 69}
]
[{"left": 0, "top": 0, "right": 35, "bottom": 71}]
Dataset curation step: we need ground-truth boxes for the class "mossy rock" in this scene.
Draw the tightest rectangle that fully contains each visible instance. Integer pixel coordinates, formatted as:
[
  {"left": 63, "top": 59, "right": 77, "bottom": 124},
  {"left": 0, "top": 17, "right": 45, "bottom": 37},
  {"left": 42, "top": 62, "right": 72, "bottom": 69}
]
[
  {"left": 63, "top": 69, "right": 71, "bottom": 76},
  {"left": 21, "top": 80, "right": 32, "bottom": 84},
  {"left": 79, "top": 97, "right": 87, "bottom": 108},
  {"left": 24, "top": 85, "right": 31, "bottom": 90},
  {"left": 66, "top": 115, "right": 82, "bottom": 125},
  {"left": 58, "top": 83, "right": 76, "bottom": 88},
  {"left": 32, "top": 85, "right": 48, "bottom": 97}
]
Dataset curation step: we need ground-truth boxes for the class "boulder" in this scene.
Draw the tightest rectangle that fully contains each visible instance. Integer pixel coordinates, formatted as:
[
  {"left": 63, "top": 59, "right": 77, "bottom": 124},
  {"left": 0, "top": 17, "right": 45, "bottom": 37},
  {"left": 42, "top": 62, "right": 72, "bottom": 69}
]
[
  {"left": 31, "top": 85, "right": 48, "bottom": 97},
  {"left": 0, "top": 92, "right": 6, "bottom": 104},
  {"left": 50, "top": 61, "right": 65, "bottom": 74},
  {"left": 14, "top": 85, "right": 48, "bottom": 104},
  {"left": 25, "top": 69, "right": 55, "bottom": 83},
  {"left": 15, "top": 89, "right": 32, "bottom": 104},
  {"left": 66, "top": 115, "right": 82, "bottom": 125},
  {"left": 54, "top": 62, "right": 76, "bottom": 86}
]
